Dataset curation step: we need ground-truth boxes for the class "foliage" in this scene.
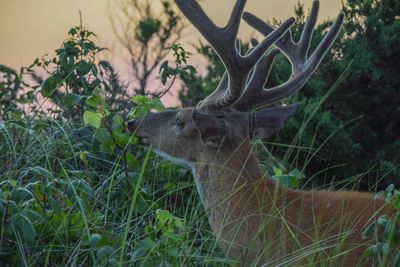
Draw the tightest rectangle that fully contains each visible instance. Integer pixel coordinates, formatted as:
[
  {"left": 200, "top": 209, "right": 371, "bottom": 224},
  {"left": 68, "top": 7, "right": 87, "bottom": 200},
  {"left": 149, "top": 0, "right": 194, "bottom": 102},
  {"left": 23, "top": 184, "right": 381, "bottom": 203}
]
[
  {"left": 272, "top": 167, "right": 305, "bottom": 189},
  {"left": 0, "top": 114, "right": 219, "bottom": 265},
  {"left": 110, "top": 0, "right": 185, "bottom": 96},
  {"left": 0, "top": 65, "right": 34, "bottom": 120},
  {"left": 158, "top": 43, "right": 197, "bottom": 98},
  {"left": 339, "top": 0, "right": 400, "bottom": 188},
  {"left": 362, "top": 185, "right": 400, "bottom": 266},
  {"left": 30, "top": 24, "right": 130, "bottom": 123}
]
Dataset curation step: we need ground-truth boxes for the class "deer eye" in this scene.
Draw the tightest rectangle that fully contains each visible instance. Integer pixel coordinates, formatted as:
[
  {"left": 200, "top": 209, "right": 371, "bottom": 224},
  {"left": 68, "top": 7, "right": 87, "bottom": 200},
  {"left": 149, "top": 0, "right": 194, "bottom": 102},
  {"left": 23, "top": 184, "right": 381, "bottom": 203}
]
[{"left": 174, "top": 118, "right": 185, "bottom": 129}]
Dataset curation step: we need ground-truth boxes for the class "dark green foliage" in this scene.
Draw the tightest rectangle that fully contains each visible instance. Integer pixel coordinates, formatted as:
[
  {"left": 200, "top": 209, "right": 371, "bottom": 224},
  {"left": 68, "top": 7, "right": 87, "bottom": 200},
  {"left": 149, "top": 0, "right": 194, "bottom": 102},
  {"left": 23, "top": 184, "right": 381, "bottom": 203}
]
[
  {"left": 362, "top": 185, "right": 400, "bottom": 265},
  {"left": 0, "top": 115, "right": 214, "bottom": 265},
  {"left": 0, "top": 65, "right": 34, "bottom": 120},
  {"left": 340, "top": 0, "right": 400, "bottom": 188},
  {"left": 159, "top": 44, "right": 197, "bottom": 95},
  {"left": 32, "top": 25, "right": 130, "bottom": 122}
]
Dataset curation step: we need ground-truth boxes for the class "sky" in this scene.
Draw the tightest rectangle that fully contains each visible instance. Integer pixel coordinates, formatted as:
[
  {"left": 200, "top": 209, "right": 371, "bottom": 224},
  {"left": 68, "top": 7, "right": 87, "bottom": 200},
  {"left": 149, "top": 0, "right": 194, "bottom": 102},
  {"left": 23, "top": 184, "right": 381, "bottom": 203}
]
[{"left": 0, "top": 0, "right": 342, "bottom": 105}]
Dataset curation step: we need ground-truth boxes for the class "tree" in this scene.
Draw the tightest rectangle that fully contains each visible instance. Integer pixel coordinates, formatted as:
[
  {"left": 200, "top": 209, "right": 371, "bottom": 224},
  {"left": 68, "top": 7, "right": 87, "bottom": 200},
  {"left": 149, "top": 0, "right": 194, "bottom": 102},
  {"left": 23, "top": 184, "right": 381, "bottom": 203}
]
[
  {"left": 339, "top": 0, "right": 400, "bottom": 187},
  {"left": 109, "top": 0, "right": 185, "bottom": 97}
]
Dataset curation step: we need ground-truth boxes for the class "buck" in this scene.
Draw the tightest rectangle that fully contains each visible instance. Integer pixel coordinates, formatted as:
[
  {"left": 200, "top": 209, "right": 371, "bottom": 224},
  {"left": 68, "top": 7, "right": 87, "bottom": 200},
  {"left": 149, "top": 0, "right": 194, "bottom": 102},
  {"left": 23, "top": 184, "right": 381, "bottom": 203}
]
[{"left": 128, "top": 0, "right": 391, "bottom": 265}]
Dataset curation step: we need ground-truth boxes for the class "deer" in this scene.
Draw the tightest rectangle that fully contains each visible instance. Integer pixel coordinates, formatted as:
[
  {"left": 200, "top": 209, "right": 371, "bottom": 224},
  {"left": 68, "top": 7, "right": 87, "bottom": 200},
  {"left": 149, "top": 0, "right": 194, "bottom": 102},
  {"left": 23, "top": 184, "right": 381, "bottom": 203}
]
[{"left": 128, "top": 0, "right": 392, "bottom": 266}]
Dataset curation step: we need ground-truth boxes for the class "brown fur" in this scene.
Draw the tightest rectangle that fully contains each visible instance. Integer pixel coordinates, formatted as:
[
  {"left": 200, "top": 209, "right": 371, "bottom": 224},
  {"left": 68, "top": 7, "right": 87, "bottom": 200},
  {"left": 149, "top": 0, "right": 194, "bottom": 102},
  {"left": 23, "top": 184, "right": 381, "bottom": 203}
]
[{"left": 194, "top": 136, "right": 389, "bottom": 266}]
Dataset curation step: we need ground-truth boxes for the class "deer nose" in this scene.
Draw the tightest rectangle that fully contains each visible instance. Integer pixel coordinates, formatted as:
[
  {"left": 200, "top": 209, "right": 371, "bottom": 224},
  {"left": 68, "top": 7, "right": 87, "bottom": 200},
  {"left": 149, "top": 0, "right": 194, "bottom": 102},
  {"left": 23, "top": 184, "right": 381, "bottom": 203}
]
[{"left": 128, "top": 119, "right": 139, "bottom": 133}]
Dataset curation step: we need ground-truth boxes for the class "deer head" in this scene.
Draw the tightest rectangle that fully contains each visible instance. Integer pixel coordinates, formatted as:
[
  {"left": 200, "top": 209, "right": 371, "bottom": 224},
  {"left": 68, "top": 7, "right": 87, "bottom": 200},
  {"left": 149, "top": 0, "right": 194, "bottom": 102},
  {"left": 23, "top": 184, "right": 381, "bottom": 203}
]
[{"left": 128, "top": 0, "right": 344, "bottom": 170}]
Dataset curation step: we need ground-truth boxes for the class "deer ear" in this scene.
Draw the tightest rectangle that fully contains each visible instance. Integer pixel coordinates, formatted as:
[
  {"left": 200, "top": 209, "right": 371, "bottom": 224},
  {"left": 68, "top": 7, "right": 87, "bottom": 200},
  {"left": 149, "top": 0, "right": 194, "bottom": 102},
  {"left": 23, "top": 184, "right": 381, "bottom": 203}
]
[
  {"left": 249, "top": 104, "right": 298, "bottom": 139},
  {"left": 192, "top": 110, "right": 229, "bottom": 147}
]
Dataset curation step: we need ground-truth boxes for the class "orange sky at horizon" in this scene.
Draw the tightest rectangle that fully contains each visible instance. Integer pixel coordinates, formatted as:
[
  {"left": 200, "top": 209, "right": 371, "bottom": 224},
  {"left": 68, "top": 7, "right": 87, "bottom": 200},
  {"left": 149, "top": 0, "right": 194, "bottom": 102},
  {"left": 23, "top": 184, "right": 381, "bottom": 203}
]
[{"left": 0, "top": 0, "right": 342, "bottom": 106}]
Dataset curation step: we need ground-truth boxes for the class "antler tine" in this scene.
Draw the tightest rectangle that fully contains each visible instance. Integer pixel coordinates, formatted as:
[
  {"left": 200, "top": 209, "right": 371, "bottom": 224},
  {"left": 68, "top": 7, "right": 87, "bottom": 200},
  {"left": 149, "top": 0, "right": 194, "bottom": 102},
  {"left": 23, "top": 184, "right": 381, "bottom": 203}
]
[
  {"left": 232, "top": 0, "right": 345, "bottom": 110},
  {"left": 175, "top": 0, "right": 295, "bottom": 111},
  {"left": 230, "top": 48, "right": 281, "bottom": 110},
  {"left": 299, "top": 0, "right": 319, "bottom": 60},
  {"left": 175, "top": 0, "right": 244, "bottom": 56},
  {"left": 196, "top": 39, "right": 241, "bottom": 109},
  {"left": 196, "top": 39, "right": 256, "bottom": 109}
]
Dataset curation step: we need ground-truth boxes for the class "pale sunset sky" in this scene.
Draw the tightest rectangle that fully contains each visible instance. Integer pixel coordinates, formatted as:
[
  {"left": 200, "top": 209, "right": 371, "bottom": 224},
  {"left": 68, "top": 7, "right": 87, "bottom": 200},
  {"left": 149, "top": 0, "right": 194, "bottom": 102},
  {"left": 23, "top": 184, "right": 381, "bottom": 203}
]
[{"left": 0, "top": 0, "right": 342, "bottom": 105}]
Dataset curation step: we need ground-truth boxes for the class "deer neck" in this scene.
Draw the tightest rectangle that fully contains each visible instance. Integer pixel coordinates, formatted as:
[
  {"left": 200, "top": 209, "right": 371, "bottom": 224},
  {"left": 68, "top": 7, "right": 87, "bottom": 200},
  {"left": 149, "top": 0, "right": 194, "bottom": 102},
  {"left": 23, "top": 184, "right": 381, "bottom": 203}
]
[{"left": 191, "top": 141, "right": 283, "bottom": 214}]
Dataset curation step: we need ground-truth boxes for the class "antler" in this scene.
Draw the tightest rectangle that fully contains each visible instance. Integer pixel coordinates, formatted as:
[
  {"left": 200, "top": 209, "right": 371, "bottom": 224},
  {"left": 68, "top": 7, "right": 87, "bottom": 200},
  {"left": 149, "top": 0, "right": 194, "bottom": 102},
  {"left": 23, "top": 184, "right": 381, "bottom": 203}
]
[
  {"left": 231, "top": 0, "right": 345, "bottom": 110},
  {"left": 174, "top": 0, "right": 295, "bottom": 111}
]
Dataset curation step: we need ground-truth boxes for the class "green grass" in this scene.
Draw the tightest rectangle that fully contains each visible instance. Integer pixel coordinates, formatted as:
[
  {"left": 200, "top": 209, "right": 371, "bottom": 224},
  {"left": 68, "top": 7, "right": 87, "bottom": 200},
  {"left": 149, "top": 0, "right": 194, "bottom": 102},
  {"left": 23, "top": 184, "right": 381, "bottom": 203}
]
[{"left": 0, "top": 116, "right": 225, "bottom": 266}]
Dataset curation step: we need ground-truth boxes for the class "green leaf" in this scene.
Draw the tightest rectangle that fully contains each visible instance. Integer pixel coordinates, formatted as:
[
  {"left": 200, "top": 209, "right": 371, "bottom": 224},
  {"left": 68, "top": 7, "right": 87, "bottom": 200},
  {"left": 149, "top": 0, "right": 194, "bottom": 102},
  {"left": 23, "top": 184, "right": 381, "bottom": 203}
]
[
  {"left": 0, "top": 200, "right": 5, "bottom": 213},
  {"left": 112, "top": 114, "right": 124, "bottom": 131},
  {"left": 130, "top": 95, "right": 164, "bottom": 118},
  {"left": 89, "top": 233, "right": 102, "bottom": 248},
  {"left": 0, "top": 179, "right": 17, "bottom": 188},
  {"left": 137, "top": 237, "right": 156, "bottom": 251},
  {"left": 144, "top": 98, "right": 164, "bottom": 111},
  {"left": 96, "top": 246, "right": 114, "bottom": 260},
  {"left": 41, "top": 76, "right": 58, "bottom": 97},
  {"left": 386, "top": 184, "right": 395, "bottom": 194},
  {"left": 68, "top": 27, "right": 77, "bottom": 36},
  {"left": 131, "top": 95, "right": 148, "bottom": 106},
  {"left": 94, "top": 128, "right": 112, "bottom": 143},
  {"left": 79, "top": 151, "right": 90, "bottom": 165},
  {"left": 63, "top": 93, "right": 85, "bottom": 107},
  {"left": 48, "top": 197, "right": 62, "bottom": 214},
  {"left": 289, "top": 169, "right": 305, "bottom": 180},
  {"left": 392, "top": 195, "right": 400, "bottom": 209},
  {"left": 77, "top": 60, "right": 92, "bottom": 76},
  {"left": 113, "top": 131, "right": 131, "bottom": 147},
  {"left": 22, "top": 210, "right": 42, "bottom": 221},
  {"left": 377, "top": 215, "right": 389, "bottom": 227},
  {"left": 11, "top": 188, "right": 35, "bottom": 202},
  {"left": 11, "top": 213, "right": 37, "bottom": 244},
  {"left": 362, "top": 223, "right": 376, "bottom": 239},
  {"left": 83, "top": 110, "right": 103, "bottom": 129},
  {"left": 100, "top": 139, "right": 116, "bottom": 152},
  {"left": 94, "top": 128, "right": 115, "bottom": 152},
  {"left": 126, "top": 151, "right": 137, "bottom": 170},
  {"left": 131, "top": 247, "right": 146, "bottom": 260},
  {"left": 159, "top": 60, "right": 169, "bottom": 73},
  {"left": 273, "top": 167, "right": 283, "bottom": 177},
  {"left": 156, "top": 209, "right": 173, "bottom": 226},
  {"left": 90, "top": 78, "right": 101, "bottom": 89},
  {"left": 86, "top": 95, "right": 107, "bottom": 109},
  {"left": 28, "top": 166, "right": 53, "bottom": 179}
]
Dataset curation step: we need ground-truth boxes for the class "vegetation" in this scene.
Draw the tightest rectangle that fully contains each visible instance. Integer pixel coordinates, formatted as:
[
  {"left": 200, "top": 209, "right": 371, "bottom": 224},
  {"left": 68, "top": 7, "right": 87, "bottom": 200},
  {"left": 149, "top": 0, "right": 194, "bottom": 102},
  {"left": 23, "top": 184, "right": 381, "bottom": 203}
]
[
  {"left": 109, "top": 0, "right": 186, "bottom": 97},
  {"left": 0, "top": 0, "right": 398, "bottom": 266}
]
